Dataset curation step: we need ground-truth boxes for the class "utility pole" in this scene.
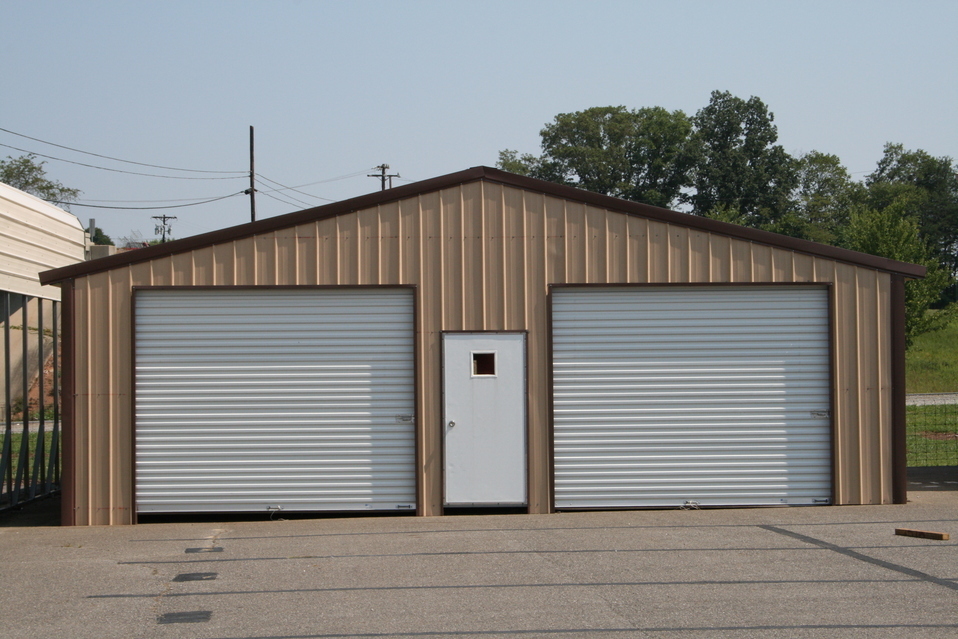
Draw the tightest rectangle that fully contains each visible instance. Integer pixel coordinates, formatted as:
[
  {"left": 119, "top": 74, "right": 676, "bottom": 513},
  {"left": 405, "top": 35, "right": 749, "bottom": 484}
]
[
  {"left": 368, "top": 164, "right": 399, "bottom": 191},
  {"left": 153, "top": 214, "right": 176, "bottom": 243},
  {"left": 245, "top": 125, "right": 256, "bottom": 222}
]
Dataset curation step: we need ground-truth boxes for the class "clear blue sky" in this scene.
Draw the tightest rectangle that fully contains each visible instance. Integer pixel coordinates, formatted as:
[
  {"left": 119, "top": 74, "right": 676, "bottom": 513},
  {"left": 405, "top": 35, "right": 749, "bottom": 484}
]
[{"left": 3, "top": 1, "right": 956, "bottom": 243}]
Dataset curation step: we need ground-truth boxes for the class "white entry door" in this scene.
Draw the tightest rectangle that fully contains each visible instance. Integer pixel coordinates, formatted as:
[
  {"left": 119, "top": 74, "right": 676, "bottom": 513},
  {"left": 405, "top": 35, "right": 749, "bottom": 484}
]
[{"left": 442, "top": 333, "right": 527, "bottom": 506}]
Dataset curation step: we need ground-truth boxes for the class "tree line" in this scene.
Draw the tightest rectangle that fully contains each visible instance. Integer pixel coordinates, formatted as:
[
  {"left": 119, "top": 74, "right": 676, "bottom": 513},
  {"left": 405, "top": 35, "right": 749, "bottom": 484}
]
[
  {"left": 498, "top": 91, "right": 958, "bottom": 345},
  {"left": 3, "top": 102, "right": 955, "bottom": 346}
]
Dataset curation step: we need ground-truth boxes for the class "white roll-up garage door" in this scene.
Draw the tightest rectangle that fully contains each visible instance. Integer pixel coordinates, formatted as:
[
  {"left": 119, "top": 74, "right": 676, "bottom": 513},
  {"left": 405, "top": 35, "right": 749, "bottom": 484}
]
[
  {"left": 552, "top": 286, "right": 832, "bottom": 509},
  {"left": 135, "top": 288, "right": 416, "bottom": 514}
]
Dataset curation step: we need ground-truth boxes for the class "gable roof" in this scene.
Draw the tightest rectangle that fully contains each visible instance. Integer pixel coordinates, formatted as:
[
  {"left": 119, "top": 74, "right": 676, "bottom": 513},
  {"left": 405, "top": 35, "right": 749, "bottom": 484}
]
[{"left": 39, "top": 166, "right": 926, "bottom": 284}]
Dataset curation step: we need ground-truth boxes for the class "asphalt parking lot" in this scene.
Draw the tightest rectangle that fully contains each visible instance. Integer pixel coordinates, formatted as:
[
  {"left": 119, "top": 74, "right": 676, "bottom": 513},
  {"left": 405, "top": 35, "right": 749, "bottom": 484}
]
[{"left": 1, "top": 481, "right": 956, "bottom": 639}]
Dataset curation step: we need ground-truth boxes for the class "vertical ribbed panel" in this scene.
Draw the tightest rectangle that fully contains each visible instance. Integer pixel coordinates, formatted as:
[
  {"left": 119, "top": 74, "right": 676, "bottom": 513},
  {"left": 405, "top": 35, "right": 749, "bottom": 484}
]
[
  {"left": 553, "top": 286, "right": 832, "bottom": 508},
  {"left": 66, "top": 180, "right": 896, "bottom": 524},
  {"left": 135, "top": 288, "right": 416, "bottom": 513}
]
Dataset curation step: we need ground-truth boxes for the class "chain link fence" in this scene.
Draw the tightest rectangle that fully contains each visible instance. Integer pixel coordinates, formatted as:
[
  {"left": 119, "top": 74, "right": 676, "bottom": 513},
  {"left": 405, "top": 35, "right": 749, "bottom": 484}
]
[{"left": 906, "top": 393, "right": 958, "bottom": 467}]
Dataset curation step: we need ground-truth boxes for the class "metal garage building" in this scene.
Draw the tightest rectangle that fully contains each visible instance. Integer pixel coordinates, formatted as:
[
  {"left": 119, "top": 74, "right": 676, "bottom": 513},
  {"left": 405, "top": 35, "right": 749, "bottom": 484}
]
[
  {"left": 1, "top": 182, "right": 86, "bottom": 510},
  {"left": 40, "top": 167, "right": 925, "bottom": 525}
]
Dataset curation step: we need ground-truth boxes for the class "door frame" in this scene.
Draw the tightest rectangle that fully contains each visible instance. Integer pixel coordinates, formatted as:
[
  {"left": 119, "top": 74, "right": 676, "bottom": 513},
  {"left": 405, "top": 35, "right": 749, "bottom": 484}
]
[
  {"left": 439, "top": 330, "right": 530, "bottom": 510},
  {"left": 131, "top": 284, "right": 420, "bottom": 518}
]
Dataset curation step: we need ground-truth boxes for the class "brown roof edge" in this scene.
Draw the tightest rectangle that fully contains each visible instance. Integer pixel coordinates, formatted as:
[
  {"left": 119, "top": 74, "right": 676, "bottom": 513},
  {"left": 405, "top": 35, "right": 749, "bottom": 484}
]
[
  {"left": 480, "top": 168, "right": 928, "bottom": 279},
  {"left": 39, "top": 166, "right": 490, "bottom": 285},
  {"left": 39, "top": 165, "right": 926, "bottom": 284}
]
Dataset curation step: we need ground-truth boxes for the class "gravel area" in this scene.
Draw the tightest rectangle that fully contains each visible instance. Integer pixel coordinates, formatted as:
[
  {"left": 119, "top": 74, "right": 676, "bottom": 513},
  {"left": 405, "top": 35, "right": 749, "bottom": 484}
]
[{"left": 906, "top": 393, "right": 958, "bottom": 406}]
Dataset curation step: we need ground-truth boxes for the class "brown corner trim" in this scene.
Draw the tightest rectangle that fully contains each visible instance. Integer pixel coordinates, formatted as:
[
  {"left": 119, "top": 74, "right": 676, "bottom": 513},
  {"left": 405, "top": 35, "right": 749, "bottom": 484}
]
[
  {"left": 411, "top": 285, "right": 424, "bottom": 517},
  {"left": 130, "top": 289, "right": 139, "bottom": 524},
  {"left": 545, "top": 285, "right": 556, "bottom": 514},
  {"left": 826, "top": 282, "right": 839, "bottom": 506},
  {"left": 890, "top": 275, "right": 908, "bottom": 504},
  {"left": 59, "top": 281, "right": 76, "bottom": 526}
]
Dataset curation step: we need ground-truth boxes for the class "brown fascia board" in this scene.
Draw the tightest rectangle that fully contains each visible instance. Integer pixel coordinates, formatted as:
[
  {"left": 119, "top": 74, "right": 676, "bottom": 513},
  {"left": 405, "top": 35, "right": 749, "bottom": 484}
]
[
  {"left": 39, "top": 166, "right": 489, "bottom": 284},
  {"left": 483, "top": 169, "right": 927, "bottom": 279},
  {"left": 39, "top": 166, "right": 926, "bottom": 284}
]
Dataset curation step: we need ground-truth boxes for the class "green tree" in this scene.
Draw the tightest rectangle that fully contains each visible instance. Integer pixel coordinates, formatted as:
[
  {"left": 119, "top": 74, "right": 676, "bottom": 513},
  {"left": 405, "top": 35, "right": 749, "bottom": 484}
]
[
  {"left": 687, "top": 91, "right": 797, "bottom": 228},
  {"left": 699, "top": 202, "right": 748, "bottom": 225},
  {"left": 789, "top": 151, "right": 860, "bottom": 244},
  {"left": 497, "top": 149, "right": 540, "bottom": 177},
  {"left": 865, "top": 143, "right": 958, "bottom": 263},
  {"left": 0, "top": 154, "right": 81, "bottom": 207},
  {"left": 90, "top": 227, "right": 113, "bottom": 245},
  {"left": 497, "top": 105, "right": 694, "bottom": 208},
  {"left": 841, "top": 198, "right": 956, "bottom": 347}
]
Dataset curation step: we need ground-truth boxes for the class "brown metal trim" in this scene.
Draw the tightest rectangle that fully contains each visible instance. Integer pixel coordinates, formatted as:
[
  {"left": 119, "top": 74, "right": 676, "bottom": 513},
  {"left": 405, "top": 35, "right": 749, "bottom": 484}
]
[
  {"left": 438, "top": 330, "right": 530, "bottom": 512},
  {"left": 39, "top": 167, "right": 489, "bottom": 284},
  {"left": 440, "top": 330, "right": 530, "bottom": 336},
  {"left": 546, "top": 285, "right": 556, "bottom": 514},
  {"left": 523, "top": 332, "right": 531, "bottom": 513},
  {"left": 130, "top": 284, "right": 416, "bottom": 292},
  {"left": 39, "top": 167, "right": 927, "bottom": 285},
  {"left": 412, "top": 285, "right": 423, "bottom": 517},
  {"left": 479, "top": 169, "right": 928, "bottom": 279},
  {"left": 890, "top": 275, "right": 908, "bottom": 504},
  {"left": 130, "top": 289, "right": 139, "bottom": 524},
  {"left": 59, "top": 281, "right": 76, "bottom": 526},
  {"left": 438, "top": 331, "right": 447, "bottom": 513},
  {"left": 551, "top": 281, "right": 834, "bottom": 289},
  {"left": 826, "top": 283, "right": 839, "bottom": 506}
]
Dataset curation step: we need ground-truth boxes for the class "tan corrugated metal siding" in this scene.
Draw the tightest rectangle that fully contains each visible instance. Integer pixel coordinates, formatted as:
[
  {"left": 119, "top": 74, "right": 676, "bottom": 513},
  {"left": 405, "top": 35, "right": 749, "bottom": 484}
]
[
  {"left": 0, "top": 182, "right": 85, "bottom": 300},
  {"left": 66, "top": 180, "right": 894, "bottom": 525}
]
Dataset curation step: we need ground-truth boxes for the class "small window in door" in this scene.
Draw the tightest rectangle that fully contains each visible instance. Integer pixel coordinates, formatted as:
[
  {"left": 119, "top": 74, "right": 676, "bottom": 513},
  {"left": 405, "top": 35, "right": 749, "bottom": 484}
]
[{"left": 472, "top": 352, "right": 496, "bottom": 376}]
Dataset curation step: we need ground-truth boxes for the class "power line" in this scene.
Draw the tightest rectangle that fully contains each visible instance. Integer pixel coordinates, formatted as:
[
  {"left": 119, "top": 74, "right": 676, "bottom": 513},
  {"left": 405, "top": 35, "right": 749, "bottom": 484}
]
[
  {"left": 51, "top": 192, "right": 244, "bottom": 210},
  {"left": 0, "top": 142, "right": 247, "bottom": 181},
  {"left": 257, "top": 171, "right": 376, "bottom": 202},
  {"left": 286, "top": 168, "right": 378, "bottom": 189},
  {"left": 1, "top": 128, "right": 385, "bottom": 214},
  {"left": 77, "top": 194, "right": 238, "bottom": 204},
  {"left": 255, "top": 175, "right": 316, "bottom": 207},
  {"left": 258, "top": 189, "right": 306, "bottom": 209},
  {"left": 0, "top": 126, "right": 246, "bottom": 174},
  {"left": 257, "top": 173, "right": 323, "bottom": 200}
]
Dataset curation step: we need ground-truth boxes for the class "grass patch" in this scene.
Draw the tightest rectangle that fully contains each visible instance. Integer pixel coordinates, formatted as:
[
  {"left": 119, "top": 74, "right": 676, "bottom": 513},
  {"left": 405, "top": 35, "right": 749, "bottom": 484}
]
[
  {"left": 2, "top": 430, "right": 58, "bottom": 487},
  {"left": 8, "top": 398, "right": 57, "bottom": 422},
  {"left": 906, "top": 404, "right": 958, "bottom": 467},
  {"left": 906, "top": 312, "right": 958, "bottom": 393}
]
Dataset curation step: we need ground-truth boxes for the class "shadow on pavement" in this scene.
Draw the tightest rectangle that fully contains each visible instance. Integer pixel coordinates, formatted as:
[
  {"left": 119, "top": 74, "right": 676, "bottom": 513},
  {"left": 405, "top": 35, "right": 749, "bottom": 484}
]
[
  {"left": 907, "top": 466, "right": 958, "bottom": 491},
  {"left": 0, "top": 471, "right": 953, "bottom": 528},
  {"left": 0, "top": 494, "right": 60, "bottom": 527}
]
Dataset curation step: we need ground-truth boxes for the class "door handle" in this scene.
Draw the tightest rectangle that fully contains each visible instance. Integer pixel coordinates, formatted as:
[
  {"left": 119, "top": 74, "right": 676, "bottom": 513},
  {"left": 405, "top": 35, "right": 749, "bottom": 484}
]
[{"left": 448, "top": 420, "right": 456, "bottom": 428}]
